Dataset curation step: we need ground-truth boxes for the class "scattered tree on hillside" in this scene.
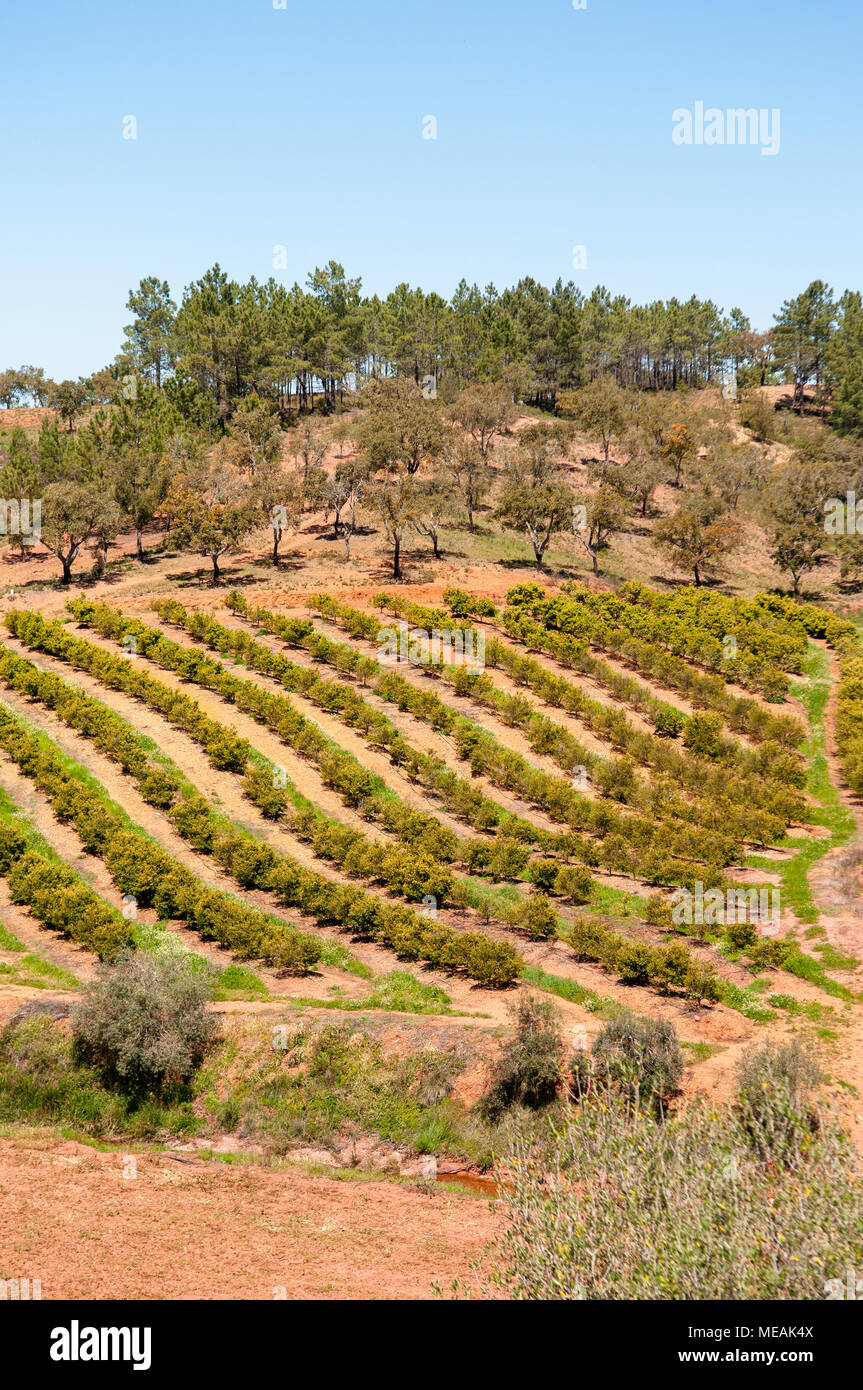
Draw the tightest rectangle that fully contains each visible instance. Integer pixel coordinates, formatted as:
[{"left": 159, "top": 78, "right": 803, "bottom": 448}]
[
  {"left": 557, "top": 378, "right": 628, "bottom": 462},
  {"left": 0, "top": 369, "right": 22, "bottom": 409},
  {"left": 496, "top": 471, "right": 574, "bottom": 570},
  {"left": 39, "top": 482, "right": 117, "bottom": 584},
  {"left": 621, "top": 444, "right": 664, "bottom": 516},
  {"left": 763, "top": 452, "right": 842, "bottom": 594},
  {"left": 166, "top": 468, "right": 257, "bottom": 584},
  {"left": 836, "top": 532, "right": 863, "bottom": 587},
  {"left": 572, "top": 484, "right": 628, "bottom": 576},
  {"left": 0, "top": 365, "right": 56, "bottom": 409},
  {"left": 832, "top": 358, "right": 863, "bottom": 437},
  {"left": 738, "top": 389, "right": 780, "bottom": 442},
  {"left": 703, "top": 442, "right": 767, "bottom": 511},
  {"left": 291, "top": 419, "right": 323, "bottom": 478},
  {"left": 49, "top": 378, "right": 92, "bottom": 432},
  {"left": 653, "top": 494, "right": 739, "bottom": 586},
  {"left": 661, "top": 422, "right": 696, "bottom": 487},
  {"left": 412, "top": 474, "right": 456, "bottom": 559},
  {"left": 330, "top": 417, "right": 356, "bottom": 458},
  {"left": 250, "top": 459, "right": 302, "bottom": 568},
  {"left": 220, "top": 394, "right": 283, "bottom": 478},
  {"left": 366, "top": 474, "right": 421, "bottom": 579},
  {"left": 325, "top": 456, "right": 367, "bottom": 544},
  {"left": 360, "top": 381, "right": 447, "bottom": 475},
  {"left": 89, "top": 496, "right": 123, "bottom": 578},
  {"left": 0, "top": 426, "right": 41, "bottom": 560},
  {"left": 445, "top": 437, "right": 492, "bottom": 532},
  {"left": 449, "top": 382, "right": 514, "bottom": 459},
  {"left": 771, "top": 280, "right": 836, "bottom": 415}
]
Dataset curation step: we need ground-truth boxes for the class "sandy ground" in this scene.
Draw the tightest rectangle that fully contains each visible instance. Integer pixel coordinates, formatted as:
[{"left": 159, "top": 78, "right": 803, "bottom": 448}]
[{"left": 0, "top": 1135, "right": 498, "bottom": 1300}]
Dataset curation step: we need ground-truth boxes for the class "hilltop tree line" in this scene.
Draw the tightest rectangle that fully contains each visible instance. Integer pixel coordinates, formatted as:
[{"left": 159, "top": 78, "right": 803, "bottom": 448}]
[
  {"left": 3, "top": 266, "right": 863, "bottom": 427},
  {"left": 1, "top": 267, "right": 863, "bottom": 591}
]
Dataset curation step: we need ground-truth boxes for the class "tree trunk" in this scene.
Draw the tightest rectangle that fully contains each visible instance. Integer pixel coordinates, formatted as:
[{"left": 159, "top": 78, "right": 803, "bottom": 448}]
[
  {"left": 272, "top": 529, "right": 281, "bottom": 567},
  {"left": 432, "top": 533, "right": 440, "bottom": 559},
  {"left": 693, "top": 564, "right": 701, "bottom": 586},
  {"left": 392, "top": 536, "right": 401, "bottom": 579},
  {"left": 211, "top": 553, "right": 220, "bottom": 585},
  {"left": 61, "top": 555, "right": 73, "bottom": 584},
  {"left": 136, "top": 529, "right": 144, "bottom": 561}
]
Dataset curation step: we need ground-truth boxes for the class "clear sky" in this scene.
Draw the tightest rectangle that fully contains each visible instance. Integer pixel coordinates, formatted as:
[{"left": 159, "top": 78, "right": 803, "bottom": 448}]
[{"left": 1, "top": 0, "right": 859, "bottom": 379}]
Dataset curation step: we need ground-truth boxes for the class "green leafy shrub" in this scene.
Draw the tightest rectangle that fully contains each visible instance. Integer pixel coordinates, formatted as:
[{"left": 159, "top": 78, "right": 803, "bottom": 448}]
[
  {"left": 554, "top": 864, "right": 593, "bottom": 903},
  {"left": 72, "top": 951, "right": 220, "bottom": 1096},
  {"left": 735, "top": 1038, "right": 822, "bottom": 1164},
  {"left": 582, "top": 1014, "right": 683, "bottom": 1114},
  {"left": 476, "top": 1090, "right": 863, "bottom": 1299},
  {"left": 479, "top": 995, "right": 563, "bottom": 1121},
  {"left": 487, "top": 837, "right": 530, "bottom": 881},
  {"left": 519, "top": 892, "right": 559, "bottom": 939},
  {"left": 725, "top": 920, "right": 758, "bottom": 951},
  {"left": 615, "top": 941, "right": 655, "bottom": 985},
  {"left": 528, "top": 859, "right": 559, "bottom": 893}
]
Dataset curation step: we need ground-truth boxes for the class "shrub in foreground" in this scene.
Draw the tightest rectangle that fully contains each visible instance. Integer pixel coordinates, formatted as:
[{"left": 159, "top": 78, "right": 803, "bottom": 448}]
[
  {"left": 72, "top": 952, "right": 220, "bottom": 1096},
  {"left": 735, "top": 1037, "right": 822, "bottom": 1164},
  {"left": 468, "top": 1090, "right": 862, "bottom": 1300},
  {"left": 575, "top": 1014, "right": 683, "bottom": 1115},
  {"left": 479, "top": 994, "right": 563, "bottom": 1121}
]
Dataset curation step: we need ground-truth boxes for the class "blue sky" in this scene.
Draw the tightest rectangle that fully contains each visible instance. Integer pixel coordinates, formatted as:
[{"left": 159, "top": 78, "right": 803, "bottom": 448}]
[{"left": 1, "top": 0, "right": 859, "bottom": 379}]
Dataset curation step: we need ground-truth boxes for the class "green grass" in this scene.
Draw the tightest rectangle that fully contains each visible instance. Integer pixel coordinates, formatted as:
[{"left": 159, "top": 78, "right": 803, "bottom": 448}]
[
  {"left": 0, "top": 922, "right": 25, "bottom": 952},
  {"left": 131, "top": 921, "right": 270, "bottom": 1000},
  {"left": 519, "top": 965, "right": 629, "bottom": 1020},
  {"left": 813, "top": 942, "right": 858, "bottom": 972},
  {"left": 778, "top": 643, "right": 856, "bottom": 924},
  {"left": 204, "top": 1020, "right": 499, "bottom": 1168},
  {"left": 213, "top": 964, "right": 271, "bottom": 1000},
  {"left": 587, "top": 884, "right": 651, "bottom": 917},
  {"left": 0, "top": 1015, "right": 204, "bottom": 1138},
  {"left": 779, "top": 946, "right": 854, "bottom": 1001},
  {"left": 680, "top": 1041, "right": 725, "bottom": 1063},
  {"left": 767, "top": 993, "right": 833, "bottom": 1023},
  {"left": 724, "top": 642, "right": 862, "bottom": 1008},
  {"left": 717, "top": 981, "right": 776, "bottom": 1023},
  {"left": 301, "top": 970, "right": 459, "bottom": 1016},
  {"left": 316, "top": 942, "right": 374, "bottom": 980},
  {"left": 0, "top": 955, "right": 80, "bottom": 990},
  {"left": 14, "top": 953, "right": 78, "bottom": 989}
]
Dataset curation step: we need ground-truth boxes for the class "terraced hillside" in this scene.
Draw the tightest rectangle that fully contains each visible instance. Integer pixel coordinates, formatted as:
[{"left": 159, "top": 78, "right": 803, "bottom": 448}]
[{"left": 2, "top": 569, "right": 862, "bottom": 1151}]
